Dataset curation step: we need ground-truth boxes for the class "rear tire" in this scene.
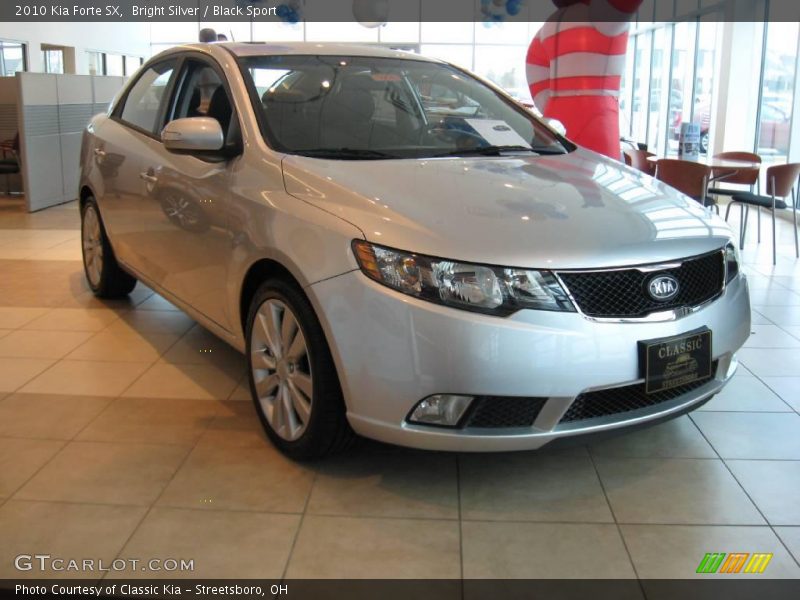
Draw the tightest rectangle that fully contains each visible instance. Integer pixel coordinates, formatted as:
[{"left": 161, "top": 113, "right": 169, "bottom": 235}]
[
  {"left": 81, "top": 196, "right": 137, "bottom": 298},
  {"left": 246, "top": 278, "right": 354, "bottom": 460}
]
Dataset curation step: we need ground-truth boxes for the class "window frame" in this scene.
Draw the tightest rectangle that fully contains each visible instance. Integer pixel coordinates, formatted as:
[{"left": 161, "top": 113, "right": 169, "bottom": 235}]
[{"left": 111, "top": 57, "right": 181, "bottom": 141}]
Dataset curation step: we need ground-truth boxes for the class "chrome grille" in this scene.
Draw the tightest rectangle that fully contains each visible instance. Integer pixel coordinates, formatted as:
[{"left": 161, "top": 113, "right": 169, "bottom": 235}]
[{"left": 557, "top": 251, "right": 725, "bottom": 319}]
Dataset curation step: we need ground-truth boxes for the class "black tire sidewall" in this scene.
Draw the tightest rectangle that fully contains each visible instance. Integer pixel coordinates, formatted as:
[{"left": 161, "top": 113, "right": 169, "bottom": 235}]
[
  {"left": 80, "top": 196, "right": 136, "bottom": 298},
  {"left": 245, "top": 279, "right": 349, "bottom": 459}
]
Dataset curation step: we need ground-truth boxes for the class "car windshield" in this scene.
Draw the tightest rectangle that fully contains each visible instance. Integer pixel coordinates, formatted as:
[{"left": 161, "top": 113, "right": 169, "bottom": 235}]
[{"left": 239, "top": 54, "right": 571, "bottom": 160}]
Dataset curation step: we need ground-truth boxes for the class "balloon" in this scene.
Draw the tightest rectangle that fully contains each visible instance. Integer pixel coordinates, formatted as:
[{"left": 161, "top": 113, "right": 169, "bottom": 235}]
[
  {"left": 527, "top": 0, "right": 644, "bottom": 158},
  {"left": 276, "top": 0, "right": 303, "bottom": 24},
  {"left": 480, "top": 0, "right": 526, "bottom": 25},
  {"left": 353, "top": 0, "right": 390, "bottom": 28}
]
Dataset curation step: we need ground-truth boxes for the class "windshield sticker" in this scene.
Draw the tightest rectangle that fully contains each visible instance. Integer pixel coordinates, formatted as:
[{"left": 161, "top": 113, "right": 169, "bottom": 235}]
[{"left": 464, "top": 119, "right": 531, "bottom": 148}]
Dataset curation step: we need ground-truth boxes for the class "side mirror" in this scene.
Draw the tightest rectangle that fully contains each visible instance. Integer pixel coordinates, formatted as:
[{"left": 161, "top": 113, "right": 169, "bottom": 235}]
[
  {"left": 162, "top": 117, "right": 224, "bottom": 154},
  {"left": 544, "top": 118, "right": 567, "bottom": 137}
]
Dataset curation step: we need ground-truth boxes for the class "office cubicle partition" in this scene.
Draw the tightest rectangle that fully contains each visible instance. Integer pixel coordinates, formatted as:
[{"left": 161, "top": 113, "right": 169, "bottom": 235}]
[{"left": 15, "top": 72, "right": 125, "bottom": 212}]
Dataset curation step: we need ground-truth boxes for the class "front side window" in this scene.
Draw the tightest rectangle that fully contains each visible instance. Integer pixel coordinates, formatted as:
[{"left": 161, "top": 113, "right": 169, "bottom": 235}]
[
  {"left": 171, "top": 60, "right": 234, "bottom": 139},
  {"left": 240, "top": 55, "right": 569, "bottom": 159},
  {"left": 118, "top": 60, "right": 177, "bottom": 134}
]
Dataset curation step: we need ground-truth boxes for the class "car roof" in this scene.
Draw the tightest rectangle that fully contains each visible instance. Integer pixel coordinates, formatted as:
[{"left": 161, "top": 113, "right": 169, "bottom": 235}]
[{"left": 173, "top": 41, "right": 442, "bottom": 62}]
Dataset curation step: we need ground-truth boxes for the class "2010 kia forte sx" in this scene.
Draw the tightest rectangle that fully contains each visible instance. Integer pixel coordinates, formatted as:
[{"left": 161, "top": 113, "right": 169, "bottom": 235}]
[{"left": 79, "top": 43, "right": 750, "bottom": 458}]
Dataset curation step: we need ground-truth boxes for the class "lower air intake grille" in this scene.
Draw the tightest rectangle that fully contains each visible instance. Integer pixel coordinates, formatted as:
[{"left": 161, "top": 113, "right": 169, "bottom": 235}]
[
  {"left": 465, "top": 396, "right": 547, "bottom": 429},
  {"left": 559, "top": 363, "right": 718, "bottom": 424}
]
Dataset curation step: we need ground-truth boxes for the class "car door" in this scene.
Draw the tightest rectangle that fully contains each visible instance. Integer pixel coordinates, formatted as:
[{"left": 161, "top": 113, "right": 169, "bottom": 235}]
[
  {"left": 94, "top": 59, "right": 178, "bottom": 265},
  {"left": 132, "top": 54, "right": 241, "bottom": 332}
]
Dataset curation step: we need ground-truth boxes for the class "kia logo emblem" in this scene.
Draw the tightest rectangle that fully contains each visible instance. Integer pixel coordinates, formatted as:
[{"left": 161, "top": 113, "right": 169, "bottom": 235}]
[{"left": 648, "top": 275, "right": 680, "bottom": 302}]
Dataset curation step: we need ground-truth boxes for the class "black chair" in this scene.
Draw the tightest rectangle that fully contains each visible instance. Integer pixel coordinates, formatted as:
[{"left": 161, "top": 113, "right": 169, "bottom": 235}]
[
  {"left": 0, "top": 133, "right": 20, "bottom": 194},
  {"left": 726, "top": 163, "right": 800, "bottom": 265}
]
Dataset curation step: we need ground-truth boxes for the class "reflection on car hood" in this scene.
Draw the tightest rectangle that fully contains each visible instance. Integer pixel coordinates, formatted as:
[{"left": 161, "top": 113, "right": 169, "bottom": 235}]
[{"left": 282, "top": 148, "right": 733, "bottom": 270}]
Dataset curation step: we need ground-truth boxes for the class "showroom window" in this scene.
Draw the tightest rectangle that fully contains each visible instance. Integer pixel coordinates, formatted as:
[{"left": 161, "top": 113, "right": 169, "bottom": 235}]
[
  {"left": 756, "top": 21, "right": 798, "bottom": 164},
  {"left": 87, "top": 51, "right": 104, "bottom": 75},
  {"left": 124, "top": 55, "right": 144, "bottom": 76},
  {"left": 42, "top": 46, "right": 64, "bottom": 74},
  {"left": 105, "top": 53, "right": 124, "bottom": 76},
  {"left": 118, "top": 60, "right": 177, "bottom": 134},
  {"left": 0, "top": 40, "right": 26, "bottom": 76}
]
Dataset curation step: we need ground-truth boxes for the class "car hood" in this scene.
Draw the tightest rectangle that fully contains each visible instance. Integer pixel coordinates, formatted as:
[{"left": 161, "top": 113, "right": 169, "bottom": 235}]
[{"left": 282, "top": 148, "right": 733, "bottom": 270}]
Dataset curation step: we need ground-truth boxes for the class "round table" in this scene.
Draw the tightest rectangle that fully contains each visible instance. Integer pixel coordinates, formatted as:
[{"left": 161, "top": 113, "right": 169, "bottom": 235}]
[{"left": 645, "top": 155, "right": 760, "bottom": 182}]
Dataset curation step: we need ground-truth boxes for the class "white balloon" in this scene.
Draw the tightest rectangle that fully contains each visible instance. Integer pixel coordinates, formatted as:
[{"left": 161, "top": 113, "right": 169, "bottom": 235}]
[{"left": 353, "top": 0, "right": 390, "bottom": 28}]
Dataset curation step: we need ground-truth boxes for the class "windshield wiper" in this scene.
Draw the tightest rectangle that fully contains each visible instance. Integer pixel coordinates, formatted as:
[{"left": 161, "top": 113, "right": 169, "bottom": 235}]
[
  {"left": 433, "top": 145, "right": 566, "bottom": 158},
  {"left": 297, "top": 148, "right": 397, "bottom": 160}
]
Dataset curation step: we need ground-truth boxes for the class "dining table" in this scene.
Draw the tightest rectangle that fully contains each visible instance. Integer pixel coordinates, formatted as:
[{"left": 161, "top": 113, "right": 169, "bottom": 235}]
[{"left": 645, "top": 155, "right": 761, "bottom": 183}]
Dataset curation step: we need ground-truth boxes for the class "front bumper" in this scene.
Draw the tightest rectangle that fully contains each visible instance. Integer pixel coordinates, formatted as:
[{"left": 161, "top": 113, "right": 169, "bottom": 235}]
[{"left": 310, "top": 270, "right": 751, "bottom": 452}]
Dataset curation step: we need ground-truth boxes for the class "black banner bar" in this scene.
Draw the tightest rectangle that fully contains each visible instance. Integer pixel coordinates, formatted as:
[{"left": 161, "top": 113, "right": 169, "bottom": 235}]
[
  {"left": 3, "top": 579, "right": 800, "bottom": 600},
  {"left": 0, "top": 0, "right": 798, "bottom": 22}
]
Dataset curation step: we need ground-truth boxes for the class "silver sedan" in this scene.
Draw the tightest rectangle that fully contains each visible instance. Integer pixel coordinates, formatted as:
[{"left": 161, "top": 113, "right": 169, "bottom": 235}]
[{"left": 79, "top": 42, "right": 750, "bottom": 458}]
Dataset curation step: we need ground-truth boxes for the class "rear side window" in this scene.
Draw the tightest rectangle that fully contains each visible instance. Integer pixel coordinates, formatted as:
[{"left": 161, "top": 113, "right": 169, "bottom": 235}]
[{"left": 119, "top": 60, "right": 177, "bottom": 134}]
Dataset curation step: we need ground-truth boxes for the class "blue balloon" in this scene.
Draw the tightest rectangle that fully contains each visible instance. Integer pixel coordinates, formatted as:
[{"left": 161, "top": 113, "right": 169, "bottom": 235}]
[{"left": 507, "top": 0, "right": 523, "bottom": 16}]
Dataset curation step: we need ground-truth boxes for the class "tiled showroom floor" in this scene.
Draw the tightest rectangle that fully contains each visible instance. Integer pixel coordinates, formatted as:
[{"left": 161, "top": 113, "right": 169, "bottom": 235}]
[{"left": 1, "top": 196, "right": 800, "bottom": 581}]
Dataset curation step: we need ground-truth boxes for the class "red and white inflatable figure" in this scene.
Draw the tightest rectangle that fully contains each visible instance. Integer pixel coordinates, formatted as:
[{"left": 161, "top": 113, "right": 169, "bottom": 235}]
[{"left": 527, "top": 0, "right": 643, "bottom": 159}]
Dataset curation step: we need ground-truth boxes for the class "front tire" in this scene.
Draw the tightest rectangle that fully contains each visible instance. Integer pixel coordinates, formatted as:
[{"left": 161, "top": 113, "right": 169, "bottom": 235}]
[
  {"left": 246, "top": 279, "right": 353, "bottom": 459},
  {"left": 81, "top": 197, "right": 137, "bottom": 298}
]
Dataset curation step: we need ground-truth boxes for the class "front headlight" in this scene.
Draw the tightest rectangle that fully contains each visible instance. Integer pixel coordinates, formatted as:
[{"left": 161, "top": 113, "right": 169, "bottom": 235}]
[
  {"left": 352, "top": 240, "right": 575, "bottom": 316},
  {"left": 724, "top": 242, "right": 739, "bottom": 284}
]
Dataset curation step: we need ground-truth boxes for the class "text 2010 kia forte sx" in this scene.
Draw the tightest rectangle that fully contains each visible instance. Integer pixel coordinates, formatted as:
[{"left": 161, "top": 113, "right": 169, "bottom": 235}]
[{"left": 79, "top": 42, "right": 750, "bottom": 458}]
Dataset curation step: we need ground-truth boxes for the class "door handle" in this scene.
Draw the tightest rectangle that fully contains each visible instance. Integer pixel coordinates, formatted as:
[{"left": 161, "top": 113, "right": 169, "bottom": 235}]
[
  {"left": 93, "top": 148, "right": 106, "bottom": 158},
  {"left": 139, "top": 172, "right": 158, "bottom": 184}
]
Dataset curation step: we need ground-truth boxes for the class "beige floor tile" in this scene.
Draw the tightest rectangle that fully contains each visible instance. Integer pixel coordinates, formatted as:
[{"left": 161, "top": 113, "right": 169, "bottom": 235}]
[
  {"left": 122, "top": 363, "right": 239, "bottom": 401},
  {"left": 743, "top": 323, "right": 800, "bottom": 348},
  {"left": 691, "top": 412, "right": 800, "bottom": 459},
  {"left": 200, "top": 401, "right": 271, "bottom": 448},
  {"left": 462, "top": 521, "right": 636, "bottom": 579},
  {"left": 136, "top": 294, "right": 180, "bottom": 311},
  {"left": 112, "top": 310, "right": 195, "bottom": 335},
  {"left": 595, "top": 457, "right": 764, "bottom": 525},
  {"left": 0, "top": 329, "right": 94, "bottom": 359},
  {"left": 308, "top": 451, "right": 458, "bottom": 520},
  {"left": 0, "top": 393, "right": 111, "bottom": 440},
  {"left": 22, "top": 307, "right": 121, "bottom": 332},
  {"left": 19, "top": 360, "right": 151, "bottom": 397},
  {"left": 0, "top": 307, "right": 48, "bottom": 329},
  {"left": 0, "top": 500, "right": 146, "bottom": 579},
  {"left": 77, "top": 397, "right": 222, "bottom": 446},
  {"left": 34, "top": 239, "right": 83, "bottom": 261},
  {"left": 761, "top": 377, "right": 800, "bottom": 412},
  {"left": 157, "top": 437, "right": 313, "bottom": 513},
  {"left": 622, "top": 524, "right": 800, "bottom": 579},
  {"left": 110, "top": 508, "right": 300, "bottom": 579},
  {"left": 66, "top": 329, "right": 179, "bottom": 363},
  {"left": 0, "top": 438, "right": 64, "bottom": 496},
  {"left": 286, "top": 515, "right": 461, "bottom": 579},
  {"left": 160, "top": 324, "right": 245, "bottom": 373},
  {"left": 590, "top": 417, "right": 717, "bottom": 458},
  {"left": 459, "top": 448, "right": 613, "bottom": 523},
  {"left": 16, "top": 441, "right": 188, "bottom": 506},
  {"left": 0, "top": 357, "right": 56, "bottom": 392},
  {"left": 227, "top": 377, "right": 252, "bottom": 401},
  {"left": 738, "top": 347, "right": 800, "bottom": 377},
  {"left": 698, "top": 372, "right": 792, "bottom": 412},
  {"left": 726, "top": 460, "right": 800, "bottom": 526},
  {"left": 775, "top": 527, "right": 800, "bottom": 565}
]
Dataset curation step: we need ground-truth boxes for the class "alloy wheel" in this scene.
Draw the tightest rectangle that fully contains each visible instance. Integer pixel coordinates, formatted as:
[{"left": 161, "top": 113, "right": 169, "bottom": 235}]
[
  {"left": 250, "top": 299, "right": 313, "bottom": 441},
  {"left": 82, "top": 205, "right": 103, "bottom": 288}
]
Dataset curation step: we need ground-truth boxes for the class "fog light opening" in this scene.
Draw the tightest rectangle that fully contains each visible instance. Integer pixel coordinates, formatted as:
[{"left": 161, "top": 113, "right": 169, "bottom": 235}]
[{"left": 407, "top": 394, "right": 474, "bottom": 428}]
